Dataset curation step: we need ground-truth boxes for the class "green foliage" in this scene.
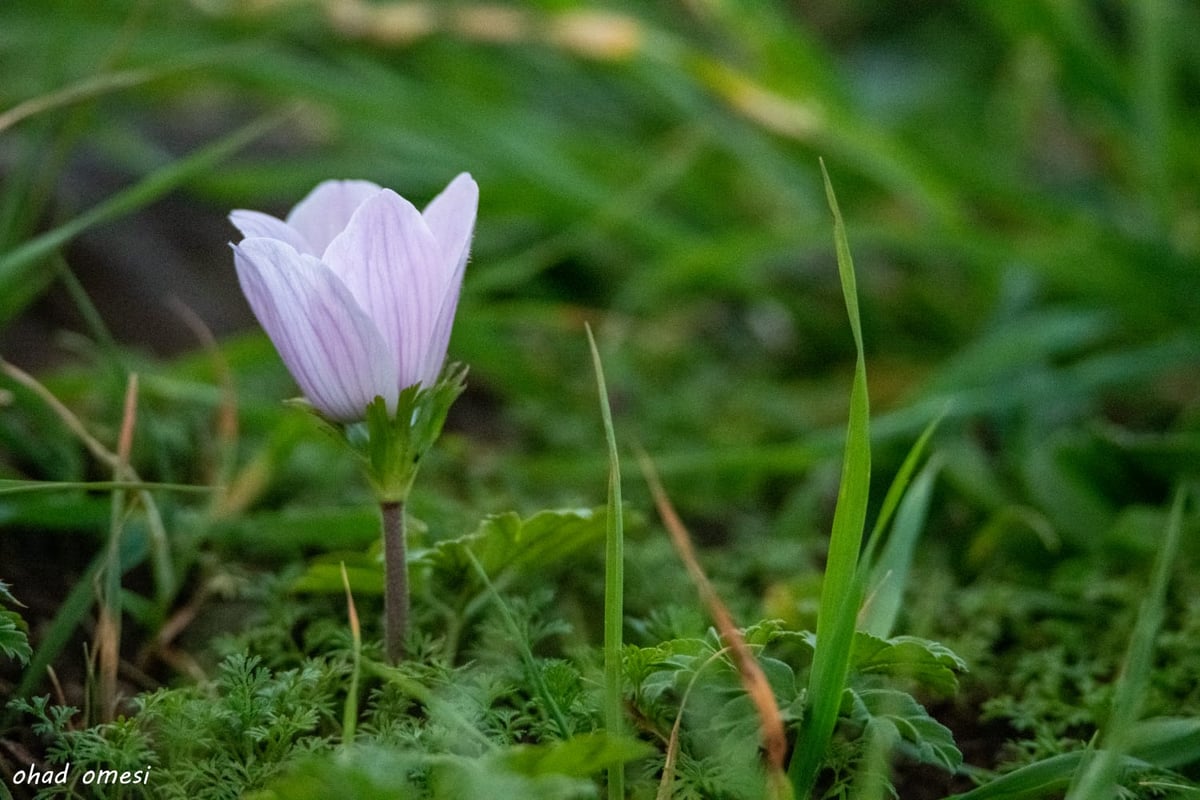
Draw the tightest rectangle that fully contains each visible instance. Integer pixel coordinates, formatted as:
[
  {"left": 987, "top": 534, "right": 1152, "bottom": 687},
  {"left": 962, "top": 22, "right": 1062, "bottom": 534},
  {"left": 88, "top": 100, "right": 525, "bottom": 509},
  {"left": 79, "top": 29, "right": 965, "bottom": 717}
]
[
  {"left": 418, "top": 507, "right": 609, "bottom": 590},
  {"left": 2, "top": 1, "right": 1199, "bottom": 798},
  {"left": 622, "top": 621, "right": 966, "bottom": 798},
  {"left": 347, "top": 364, "right": 468, "bottom": 503},
  {"left": 850, "top": 633, "right": 967, "bottom": 698},
  {"left": 6, "top": 655, "right": 333, "bottom": 798},
  {"left": 946, "top": 716, "right": 1200, "bottom": 800},
  {"left": 0, "top": 580, "right": 31, "bottom": 666},
  {"left": 12, "top": 654, "right": 335, "bottom": 799},
  {"left": 846, "top": 689, "right": 960, "bottom": 774},
  {"left": 7, "top": 696, "right": 77, "bottom": 743}
]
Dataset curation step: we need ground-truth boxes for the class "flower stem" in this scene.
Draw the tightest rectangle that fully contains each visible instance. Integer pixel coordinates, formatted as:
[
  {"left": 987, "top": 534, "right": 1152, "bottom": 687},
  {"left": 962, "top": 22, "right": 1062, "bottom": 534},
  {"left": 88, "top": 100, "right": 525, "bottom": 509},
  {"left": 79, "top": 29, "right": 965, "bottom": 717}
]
[{"left": 381, "top": 500, "right": 409, "bottom": 663}]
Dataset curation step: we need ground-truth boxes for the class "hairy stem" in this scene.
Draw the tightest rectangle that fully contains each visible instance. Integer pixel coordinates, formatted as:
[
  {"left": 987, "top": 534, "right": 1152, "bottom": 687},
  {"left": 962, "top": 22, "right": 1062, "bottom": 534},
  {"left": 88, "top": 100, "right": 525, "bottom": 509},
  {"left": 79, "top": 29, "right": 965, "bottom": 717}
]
[{"left": 381, "top": 500, "right": 408, "bottom": 663}]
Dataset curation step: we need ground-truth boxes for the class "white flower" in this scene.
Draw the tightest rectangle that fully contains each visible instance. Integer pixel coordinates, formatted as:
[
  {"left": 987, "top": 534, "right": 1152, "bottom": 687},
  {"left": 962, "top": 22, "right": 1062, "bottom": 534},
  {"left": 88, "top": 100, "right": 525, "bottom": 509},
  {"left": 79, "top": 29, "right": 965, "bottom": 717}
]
[{"left": 230, "top": 174, "right": 478, "bottom": 422}]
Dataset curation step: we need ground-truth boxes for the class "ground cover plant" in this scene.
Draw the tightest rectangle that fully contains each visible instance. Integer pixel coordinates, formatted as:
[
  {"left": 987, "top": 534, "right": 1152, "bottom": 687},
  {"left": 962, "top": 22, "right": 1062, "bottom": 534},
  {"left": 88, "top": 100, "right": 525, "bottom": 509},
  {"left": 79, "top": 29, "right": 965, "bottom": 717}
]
[{"left": 2, "top": 1, "right": 1199, "bottom": 798}]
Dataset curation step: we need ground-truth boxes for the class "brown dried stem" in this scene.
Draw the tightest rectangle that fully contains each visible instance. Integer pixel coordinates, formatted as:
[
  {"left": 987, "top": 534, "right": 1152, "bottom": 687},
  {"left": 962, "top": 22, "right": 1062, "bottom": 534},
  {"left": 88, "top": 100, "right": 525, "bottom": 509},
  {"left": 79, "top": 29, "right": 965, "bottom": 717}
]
[{"left": 637, "top": 449, "right": 790, "bottom": 788}]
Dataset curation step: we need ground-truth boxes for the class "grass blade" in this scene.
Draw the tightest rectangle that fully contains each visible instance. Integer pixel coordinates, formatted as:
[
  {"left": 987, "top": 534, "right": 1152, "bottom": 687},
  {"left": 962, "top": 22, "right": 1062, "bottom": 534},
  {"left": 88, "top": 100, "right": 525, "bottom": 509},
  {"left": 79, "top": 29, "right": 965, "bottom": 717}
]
[
  {"left": 0, "top": 68, "right": 156, "bottom": 135},
  {"left": 585, "top": 324, "right": 625, "bottom": 799},
  {"left": 948, "top": 715, "right": 1200, "bottom": 800},
  {"left": 788, "top": 161, "right": 872, "bottom": 796},
  {"left": 860, "top": 456, "right": 941, "bottom": 639}
]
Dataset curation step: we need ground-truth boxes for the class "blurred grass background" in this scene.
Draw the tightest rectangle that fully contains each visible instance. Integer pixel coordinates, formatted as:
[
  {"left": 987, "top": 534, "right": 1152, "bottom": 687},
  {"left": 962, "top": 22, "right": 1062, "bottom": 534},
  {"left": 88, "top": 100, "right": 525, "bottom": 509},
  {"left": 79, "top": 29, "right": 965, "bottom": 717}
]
[{"left": 1, "top": 0, "right": 1198, "bottom": 669}]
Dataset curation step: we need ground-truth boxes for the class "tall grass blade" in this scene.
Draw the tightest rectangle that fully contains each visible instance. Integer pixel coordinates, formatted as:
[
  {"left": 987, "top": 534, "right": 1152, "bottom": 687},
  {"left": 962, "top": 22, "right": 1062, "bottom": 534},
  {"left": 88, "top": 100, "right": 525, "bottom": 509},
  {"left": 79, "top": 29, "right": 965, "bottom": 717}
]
[
  {"left": 787, "top": 161, "right": 872, "bottom": 796},
  {"left": 860, "top": 456, "right": 941, "bottom": 639},
  {"left": 0, "top": 68, "right": 156, "bottom": 134},
  {"left": 0, "top": 479, "right": 210, "bottom": 495},
  {"left": 859, "top": 413, "right": 943, "bottom": 571},
  {"left": 585, "top": 324, "right": 625, "bottom": 799}
]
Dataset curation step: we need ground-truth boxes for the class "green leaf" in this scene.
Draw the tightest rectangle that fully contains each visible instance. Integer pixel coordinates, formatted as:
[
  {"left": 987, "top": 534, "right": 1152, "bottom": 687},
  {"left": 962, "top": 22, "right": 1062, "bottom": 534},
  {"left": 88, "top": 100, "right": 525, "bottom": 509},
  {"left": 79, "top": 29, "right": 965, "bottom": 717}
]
[
  {"left": 586, "top": 323, "right": 627, "bottom": 800},
  {"left": 1122, "top": 716, "right": 1200, "bottom": 770},
  {"left": 0, "top": 609, "right": 32, "bottom": 666},
  {"left": 254, "top": 746, "right": 426, "bottom": 800},
  {"left": 742, "top": 618, "right": 814, "bottom": 650},
  {"left": 947, "top": 752, "right": 1086, "bottom": 800},
  {"left": 851, "top": 632, "right": 967, "bottom": 696},
  {"left": 849, "top": 688, "right": 962, "bottom": 773},
  {"left": 420, "top": 508, "right": 607, "bottom": 586}
]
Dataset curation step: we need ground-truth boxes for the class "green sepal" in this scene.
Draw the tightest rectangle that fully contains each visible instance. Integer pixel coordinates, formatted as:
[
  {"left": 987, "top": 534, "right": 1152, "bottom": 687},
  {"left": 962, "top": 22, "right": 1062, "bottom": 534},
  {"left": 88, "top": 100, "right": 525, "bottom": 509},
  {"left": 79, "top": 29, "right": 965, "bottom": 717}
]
[
  {"left": 284, "top": 364, "right": 467, "bottom": 502},
  {"left": 354, "top": 363, "right": 468, "bottom": 502}
]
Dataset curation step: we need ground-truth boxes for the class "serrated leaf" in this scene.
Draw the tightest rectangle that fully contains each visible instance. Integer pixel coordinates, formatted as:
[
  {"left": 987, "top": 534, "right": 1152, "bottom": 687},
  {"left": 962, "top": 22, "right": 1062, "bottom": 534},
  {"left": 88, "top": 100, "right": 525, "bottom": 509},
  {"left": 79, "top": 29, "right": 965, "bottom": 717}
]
[
  {"left": 1, "top": 610, "right": 32, "bottom": 665},
  {"left": 420, "top": 508, "right": 607, "bottom": 586},
  {"left": 624, "top": 643, "right": 675, "bottom": 690},
  {"left": 852, "top": 632, "right": 967, "bottom": 695},
  {"left": 850, "top": 687, "right": 962, "bottom": 773},
  {"left": 742, "top": 618, "right": 815, "bottom": 650}
]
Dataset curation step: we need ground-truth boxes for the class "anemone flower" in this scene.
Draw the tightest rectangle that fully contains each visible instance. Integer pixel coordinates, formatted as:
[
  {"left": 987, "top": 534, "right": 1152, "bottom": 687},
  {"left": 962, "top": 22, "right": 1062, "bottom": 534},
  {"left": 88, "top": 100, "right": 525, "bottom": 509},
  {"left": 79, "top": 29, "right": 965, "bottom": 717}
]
[{"left": 230, "top": 173, "right": 478, "bottom": 422}]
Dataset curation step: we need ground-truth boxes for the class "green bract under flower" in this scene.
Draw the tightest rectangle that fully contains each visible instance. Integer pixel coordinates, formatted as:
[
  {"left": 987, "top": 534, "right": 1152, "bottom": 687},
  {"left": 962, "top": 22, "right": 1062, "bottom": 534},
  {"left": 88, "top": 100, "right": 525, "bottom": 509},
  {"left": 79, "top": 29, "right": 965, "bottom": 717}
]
[{"left": 346, "top": 363, "right": 469, "bottom": 503}]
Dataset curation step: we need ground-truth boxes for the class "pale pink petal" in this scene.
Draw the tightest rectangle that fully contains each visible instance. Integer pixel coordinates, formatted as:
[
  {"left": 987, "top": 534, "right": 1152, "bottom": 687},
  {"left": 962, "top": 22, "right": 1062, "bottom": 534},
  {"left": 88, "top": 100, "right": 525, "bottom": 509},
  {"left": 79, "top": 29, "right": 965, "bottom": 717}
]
[
  {"left": 233, "top": 238, "right": 399, "bottom": 421},
  {"left": 286, "top": 180, "right": 382, "bottom": 256},
  {"left": 417, "top": 174, "right": 477, "bottom": 384},
  {"left": 422, "top": 173, "right": 478, "bottom": 274},
  {"left": 417, "top": 282, "right": 464, "bottom": 385},
  {"left": 323, "top": 189, "right": 444, "bottom": 390},
  {"left": 229, "top": 210, "right": 314, "bottom": 255}
]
